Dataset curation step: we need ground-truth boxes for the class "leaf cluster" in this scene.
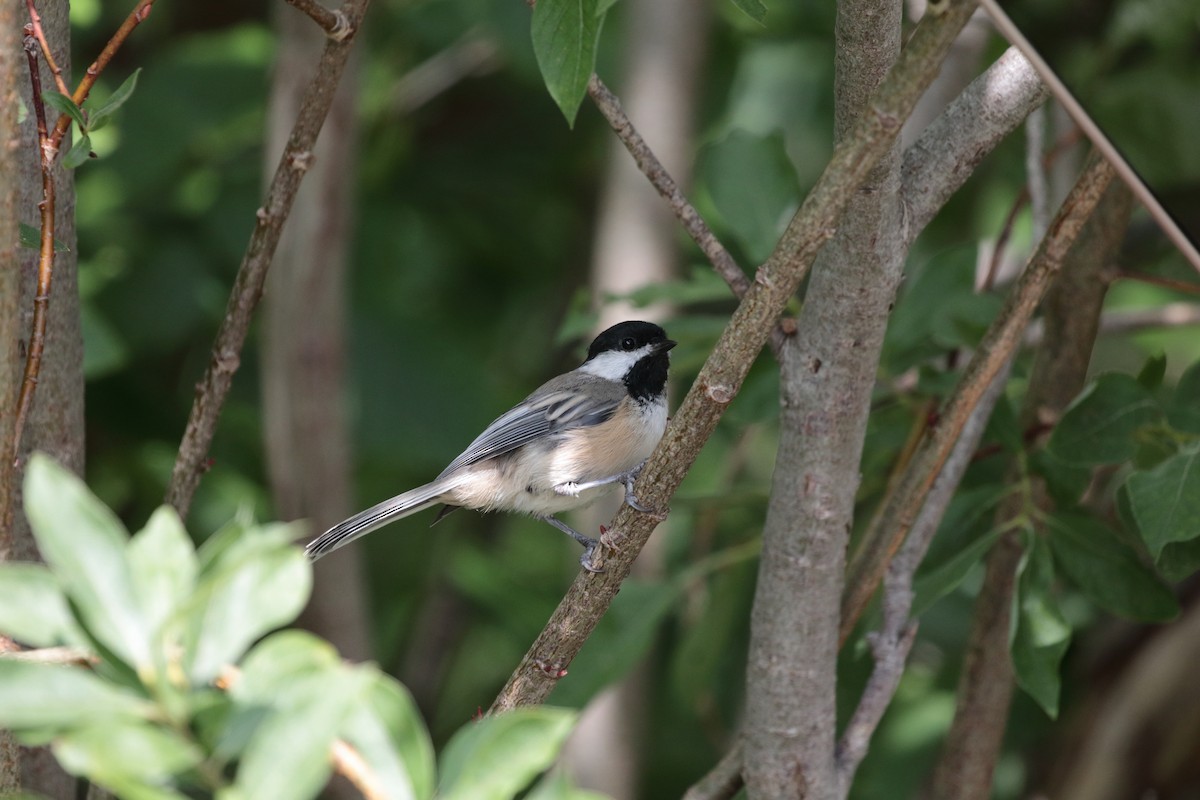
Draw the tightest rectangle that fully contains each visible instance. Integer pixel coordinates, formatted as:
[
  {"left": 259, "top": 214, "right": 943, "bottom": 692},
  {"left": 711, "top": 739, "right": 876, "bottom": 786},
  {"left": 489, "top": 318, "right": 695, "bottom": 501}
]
[{"left": 0, "top": 456, "right": 595, "bottom": 800}]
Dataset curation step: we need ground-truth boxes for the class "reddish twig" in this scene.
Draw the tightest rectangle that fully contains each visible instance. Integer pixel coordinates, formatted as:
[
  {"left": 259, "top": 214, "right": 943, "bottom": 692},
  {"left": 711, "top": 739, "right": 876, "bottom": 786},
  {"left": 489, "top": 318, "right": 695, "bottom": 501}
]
[
  {"left": 284, "top": 0, "right": 353, "bottom": 40},
  {"left": 165, "top": 0, "right": 371, "bottom": 517},
  {"left": 12, "top": 32, "right": 57, "bottom": 468},
  {"left": 13, "top": 0, "right": 160, "bottom": 466},
  {"left": 24, "top": 0, "right": 69, "bottom": 95},
  {"left": 48, "top": 0, "right": 158, "bottom": 149}
]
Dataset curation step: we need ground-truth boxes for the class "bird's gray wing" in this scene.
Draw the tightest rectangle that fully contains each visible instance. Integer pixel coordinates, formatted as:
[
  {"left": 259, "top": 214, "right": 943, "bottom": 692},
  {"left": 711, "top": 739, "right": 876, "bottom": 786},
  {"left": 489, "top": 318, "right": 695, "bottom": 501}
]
[{"left": 437, "top": 373, "right": 625, "bottom": 478}]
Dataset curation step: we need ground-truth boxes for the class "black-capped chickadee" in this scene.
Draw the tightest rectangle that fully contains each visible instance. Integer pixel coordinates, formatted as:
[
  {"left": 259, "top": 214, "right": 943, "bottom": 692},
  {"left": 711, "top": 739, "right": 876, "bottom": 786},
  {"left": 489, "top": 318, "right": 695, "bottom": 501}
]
[{"left": 305, "top": 320, "right": 675, "bottom": 571}]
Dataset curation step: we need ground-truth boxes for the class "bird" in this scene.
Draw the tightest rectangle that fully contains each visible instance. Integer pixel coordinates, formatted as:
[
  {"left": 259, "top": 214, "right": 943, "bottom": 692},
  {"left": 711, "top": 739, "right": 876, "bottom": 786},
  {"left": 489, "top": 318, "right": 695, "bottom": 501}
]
[{"left": 304, "top": 320, "right": 675, "bottom": 572}]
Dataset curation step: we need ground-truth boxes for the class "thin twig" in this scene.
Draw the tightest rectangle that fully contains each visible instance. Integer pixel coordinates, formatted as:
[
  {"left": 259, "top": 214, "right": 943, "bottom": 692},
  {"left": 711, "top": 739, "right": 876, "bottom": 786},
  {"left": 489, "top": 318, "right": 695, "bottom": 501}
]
[
  {"left": 24, "top": 0, "right": 69, "bottom": 96},
  {"left": 1112, "top": 270, "right": 1200, "bottom": 297},
  {"left": 283, "top": 0, "right": 353, "bottom": 41},
  {"left": 49, "top": 0, "right": 159, "bottom": 150},
  {"left": 587, "top": 75, "right": 749, "bottom": 300},
  {"left": 1025, "top": 301, "right": 1200, "bottom": 344},
  {"left": 839, "top": 150, "right": 1116, "bottom": 644},
  {"left": 588, "top": 74, "right": 789, "bottom": 355},
  {"left": 490, "top": 0, "right": 982, "bottom": 714},
  {"left": 330, "top": 739, "right": 389, "bottom": 800},
  {"left": 977, "top": 0, "right": 1200, "bottom": 275},
  {"left": 11, "top": 32, "right": 56, "bottom": 469},
  {"left": 834, "top": 361, "right": 1012, "bottom": 795},
  {"left": 0, "top": 645, "right": 97, "bottom": 666},
  {"left": 166, "top": 0, "right": 372, "bottom": 517}
]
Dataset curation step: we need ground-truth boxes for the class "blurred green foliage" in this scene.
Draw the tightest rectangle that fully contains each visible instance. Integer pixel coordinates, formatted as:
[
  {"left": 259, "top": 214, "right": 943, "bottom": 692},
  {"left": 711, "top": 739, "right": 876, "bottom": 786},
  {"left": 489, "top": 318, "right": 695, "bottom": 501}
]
[
  {"left": 0, "top": 455, "right": 598, "bottom": 800},
  {"left": 45, "top": 0, "right": 1200, "bottom": 796}
]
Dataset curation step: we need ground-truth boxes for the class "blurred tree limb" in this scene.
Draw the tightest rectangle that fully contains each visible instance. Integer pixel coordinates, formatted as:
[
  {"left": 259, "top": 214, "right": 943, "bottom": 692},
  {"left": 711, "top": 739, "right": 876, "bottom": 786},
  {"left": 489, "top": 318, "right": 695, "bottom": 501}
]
[
  {"left": 490, "top": 0, "right": 981, "bottom": 714},
  {"left": 166, "top": 0, "right": 372, "bottom": 518}
]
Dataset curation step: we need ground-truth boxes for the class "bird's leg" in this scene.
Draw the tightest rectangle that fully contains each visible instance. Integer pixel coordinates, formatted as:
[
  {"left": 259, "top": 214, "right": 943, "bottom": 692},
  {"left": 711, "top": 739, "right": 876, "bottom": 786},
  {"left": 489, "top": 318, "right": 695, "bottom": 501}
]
[
  {"left": 553, "top": 461, "right": 655, "bottom": 512},
  {"left": 536, "top": 515, "right": 603, "bottom": 573}
]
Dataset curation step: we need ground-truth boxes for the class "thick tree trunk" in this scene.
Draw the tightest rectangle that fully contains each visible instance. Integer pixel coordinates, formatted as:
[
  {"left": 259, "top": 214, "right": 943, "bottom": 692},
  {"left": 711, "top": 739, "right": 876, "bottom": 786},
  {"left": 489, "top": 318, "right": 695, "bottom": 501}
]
[
  {"left": 1, "top": 0, "right": 84, "bottom": 794},
  {"left": 743, "top": 0, "right": 903, "bottom": 796}
]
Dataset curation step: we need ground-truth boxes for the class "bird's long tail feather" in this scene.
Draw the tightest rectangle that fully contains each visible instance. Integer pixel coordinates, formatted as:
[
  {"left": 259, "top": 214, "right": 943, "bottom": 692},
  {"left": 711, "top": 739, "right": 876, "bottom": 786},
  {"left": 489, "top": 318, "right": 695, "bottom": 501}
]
[{"left": 305, "top": 479, "right": 452, "bottom": 560}]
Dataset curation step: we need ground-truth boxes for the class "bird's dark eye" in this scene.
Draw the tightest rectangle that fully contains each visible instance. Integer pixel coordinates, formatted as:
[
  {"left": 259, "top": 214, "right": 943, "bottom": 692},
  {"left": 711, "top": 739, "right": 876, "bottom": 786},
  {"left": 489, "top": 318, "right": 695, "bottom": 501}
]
[{"left": 621, "top": 337, "right": 637, "bottom": 351}]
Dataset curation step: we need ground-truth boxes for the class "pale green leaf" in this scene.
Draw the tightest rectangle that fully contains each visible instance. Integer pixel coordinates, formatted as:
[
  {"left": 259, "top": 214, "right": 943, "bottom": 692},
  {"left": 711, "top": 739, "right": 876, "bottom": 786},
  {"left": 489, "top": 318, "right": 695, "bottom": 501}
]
[
  {"left": 54, "top": 721, "right": 202, "bottom": 791},
  {"left": 0, "top": 660, "right": 153, "bottom": 731},
  {"left": 183, "top": 538, "right": 311, "bottom": 683},
  {"left": 233, "top": 665, "right": 372, "bottom": 800},
  {"left": 0, "top": 563, "right": 85, "bottom": 648},
  {"left": 438, "top": 707, "right": 577, "bottom": 800},
  {"left": 24, "top": 453, "right": 152, "bottom": 669},
  {"left": 730, "top": 0, "right": 767, "bottom": 23},
  {"left": 340, "top": 674, "right": 437, "bottom": 800},
  {"left": 128, "top": 506, "right": 198, "bottom": 640}
]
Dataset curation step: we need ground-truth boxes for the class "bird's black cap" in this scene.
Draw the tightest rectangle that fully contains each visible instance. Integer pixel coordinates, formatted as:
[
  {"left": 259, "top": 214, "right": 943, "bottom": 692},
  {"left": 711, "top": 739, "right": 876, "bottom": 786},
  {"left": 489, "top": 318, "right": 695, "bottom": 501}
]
[{"left": 585, "top": 320, "right": 674, "bottom": 361}]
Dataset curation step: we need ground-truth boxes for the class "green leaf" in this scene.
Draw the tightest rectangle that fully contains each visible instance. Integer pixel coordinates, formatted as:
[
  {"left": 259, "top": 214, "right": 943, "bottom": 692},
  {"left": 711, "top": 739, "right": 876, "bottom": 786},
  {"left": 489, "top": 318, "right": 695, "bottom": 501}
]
[
  {"left": 128, "top": 506, "right": 198, "bottom": 641},
  {"left": 1136, "top": 352, "right": 1167, "bottom": 390},
  {"left": 1011, "top": 533, "right": 1071, "bottom": 718},
  {"left": 42, "top": 90, "right": 86, "bottom": 130},
  {"left": 0, "top": 660, "right": 153, "bottom": 731},
  {"left": 1048, "top": 373, "right": 1162, "bottom": 466},
  {"left": 54, "top": 721, "right": 202, "bottom": 793},
  {"left": 18, "top": 222, "right": 71, "bottom": 252},
  {"left": 0, "top": 563, "right": 85, "bottom": 648},
  {"left": 531, "top": 0, "right": 606, "bottom": 127},
  {"left": 235, "top": 630, "right": 341, "bottom": 704},
  {"left": 696, "top": 129, "right": 801, "bottom": 264},
  {"left": 1046, "top": 512, "right": 1178, "bottom": 621},
  {"left": 233, "top": 664, "right": 372, "bottom": 800},
  {"left": 63, "top": 133, "right": 93, "bottom": 169},
  {"left": 340, "top": 674, "right": 437, "bottom": 800},
  {"left": 438, "top": 708, "right": 577, "bottom": 800},
  {"left": 1125, "top": 445, "right": 1200, "bottom": 559},
  {"left": 730, "top": 0, "right": 768, "bottom": 23},
  {"left": 24, "top": 454, "right": 153, "bottom": 670},
  {"left": 88, "top": 68, "right": 143, "bottom": 130},
  {"left": 1167, "top": 358, "right": 1200, "bottom": 434},
  {"left": 183, "top": 532, "right": 311, "bottom": 683}
]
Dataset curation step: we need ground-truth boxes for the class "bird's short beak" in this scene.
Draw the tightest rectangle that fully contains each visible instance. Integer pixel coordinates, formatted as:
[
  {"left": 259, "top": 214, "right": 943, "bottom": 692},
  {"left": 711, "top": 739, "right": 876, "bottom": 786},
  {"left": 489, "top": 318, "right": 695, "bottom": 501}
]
[{"left": 656, "top": 339, "right": 678, "bottom": 354}]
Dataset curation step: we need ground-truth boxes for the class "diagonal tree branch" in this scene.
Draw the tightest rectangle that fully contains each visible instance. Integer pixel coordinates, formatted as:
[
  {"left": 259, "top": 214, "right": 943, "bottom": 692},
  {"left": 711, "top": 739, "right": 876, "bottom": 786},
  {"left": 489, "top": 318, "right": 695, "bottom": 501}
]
[
  {"left": 489, "top": 0, "right": 982, "bottom": 714},
  {"left": 840, "top": 149, "right": 1116, "bottom": 647},
  {"left": 977, "top": 0, "right": 1200, "bottom": 274},
  {"left": 587, "top": 75, "right": 748, "bottom": 299},
  {"left": 166, "top": 0, "right": 372, "bottom": 517},
  {"left": 929, "top": 176, "right": 1133, "bottom": 800}
]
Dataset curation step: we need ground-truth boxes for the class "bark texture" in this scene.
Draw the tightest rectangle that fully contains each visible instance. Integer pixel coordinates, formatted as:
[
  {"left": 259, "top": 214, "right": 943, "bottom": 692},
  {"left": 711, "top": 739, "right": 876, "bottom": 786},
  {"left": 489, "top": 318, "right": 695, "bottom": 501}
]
[
  {"left": 2, "top": 0, "right": 83, "bottom": 794},
  {"left": 743, "top": 0, "right": 903, "bottom": 796}
]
